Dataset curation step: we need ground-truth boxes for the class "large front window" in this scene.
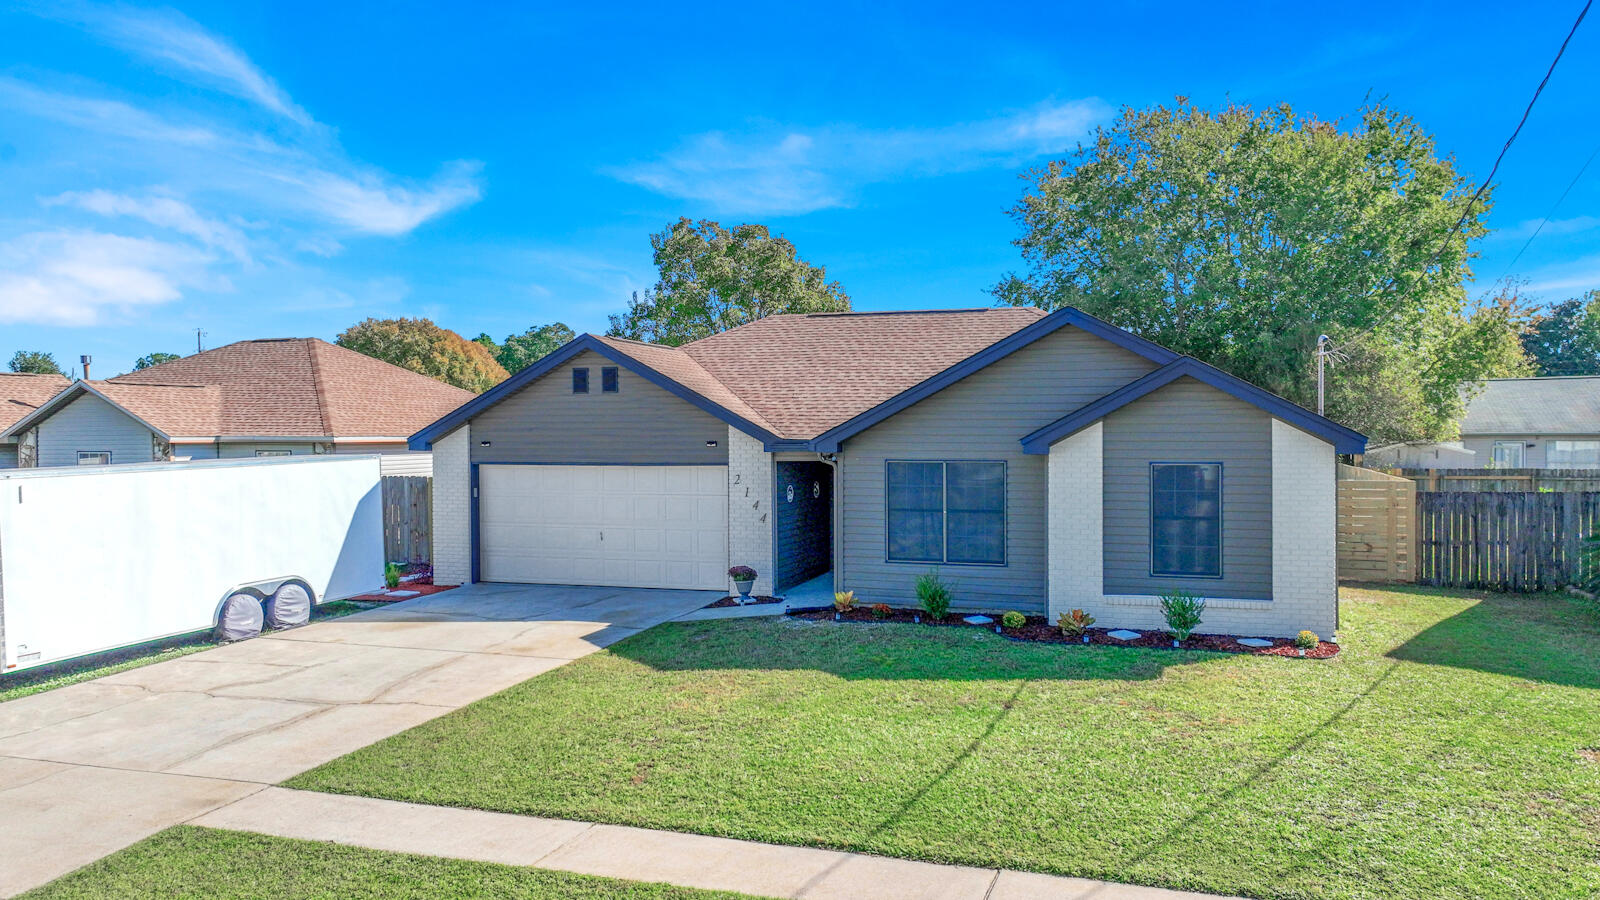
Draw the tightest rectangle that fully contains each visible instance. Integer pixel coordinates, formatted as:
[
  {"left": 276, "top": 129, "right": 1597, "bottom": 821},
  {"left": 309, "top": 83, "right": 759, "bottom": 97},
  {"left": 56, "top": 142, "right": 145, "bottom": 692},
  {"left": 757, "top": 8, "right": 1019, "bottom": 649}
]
[
  {"left": 1547, "top": 441, "right": 1600, "bottom": 468},
  {"left": 1150, "top": 463, "right": 1222, "bottom": 578},
  {"left": 886, "top": 461, "right": 1006, "bottom": 565}
]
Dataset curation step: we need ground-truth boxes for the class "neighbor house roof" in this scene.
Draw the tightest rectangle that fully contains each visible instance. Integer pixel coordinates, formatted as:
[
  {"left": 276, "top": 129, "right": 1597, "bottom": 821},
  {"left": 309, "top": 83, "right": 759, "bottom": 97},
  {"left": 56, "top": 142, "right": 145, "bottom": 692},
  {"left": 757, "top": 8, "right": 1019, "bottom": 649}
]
[
  {"left": 412, "top": 307, "right": 1367, "bottom": 455},
  {"left": 1460, "top": 376, "right": 1600, "bottom": 436},
  {"left": 4, "top": 339, "right": 473, "bottom": 441},
  {"left": 0, "top": 373, "right": 71, "bottom": 439}
]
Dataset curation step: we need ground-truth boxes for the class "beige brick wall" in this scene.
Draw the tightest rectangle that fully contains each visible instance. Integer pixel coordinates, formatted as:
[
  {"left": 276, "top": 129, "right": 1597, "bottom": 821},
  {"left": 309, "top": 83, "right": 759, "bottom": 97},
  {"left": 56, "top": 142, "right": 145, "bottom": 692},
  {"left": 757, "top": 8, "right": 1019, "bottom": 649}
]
[
  {"left": 1044, "top": 417, "right": 1339, "bottom": 639},
  {"left": 1270, "top": 418, "right": 1338, "bottom": 638},
  {"left": 727, "top": 426, "right": 773, "bottom": 595},
  {"left": 431, "top": 424, "right": 472, "bottom": 586},
  {"left": 1047, "top": 422, "right": 1103, "bottom": 623}
]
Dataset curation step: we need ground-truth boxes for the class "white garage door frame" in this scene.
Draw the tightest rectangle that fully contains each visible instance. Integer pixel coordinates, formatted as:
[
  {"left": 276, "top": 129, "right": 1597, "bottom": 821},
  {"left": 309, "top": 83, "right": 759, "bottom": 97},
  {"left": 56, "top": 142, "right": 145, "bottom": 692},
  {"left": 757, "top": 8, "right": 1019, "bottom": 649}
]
[{"left": 474, "top": 463, "right": 729, "bottom": 590}]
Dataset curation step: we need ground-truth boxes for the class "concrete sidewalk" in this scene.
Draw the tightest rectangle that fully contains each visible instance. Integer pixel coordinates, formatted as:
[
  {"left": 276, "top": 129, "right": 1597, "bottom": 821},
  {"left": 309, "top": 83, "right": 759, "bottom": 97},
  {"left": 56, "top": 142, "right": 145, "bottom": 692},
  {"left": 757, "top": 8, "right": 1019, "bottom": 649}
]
[
  {"left": 194, "top": 787, "right": 1232, "bottom": 900},
  {"left": 0, "top": 583, "right": 719, "bottom": 897}
]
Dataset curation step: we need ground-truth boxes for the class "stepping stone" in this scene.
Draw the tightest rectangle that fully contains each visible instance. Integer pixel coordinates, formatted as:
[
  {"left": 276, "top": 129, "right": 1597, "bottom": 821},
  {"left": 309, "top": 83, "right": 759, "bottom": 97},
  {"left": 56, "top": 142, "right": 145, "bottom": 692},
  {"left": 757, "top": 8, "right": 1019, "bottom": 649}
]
[
  {"left": 1237, "top": 638, "right": 1273, "bottom": 648},
  {"left": 1106, "top": 629, "right": 1141, "bottom": 641},
  {"left": 384, "top": 590, "right": 422, "bottom": 599},
  {"left": 963, "top": 615, "right": 994, "bottom": 625}
]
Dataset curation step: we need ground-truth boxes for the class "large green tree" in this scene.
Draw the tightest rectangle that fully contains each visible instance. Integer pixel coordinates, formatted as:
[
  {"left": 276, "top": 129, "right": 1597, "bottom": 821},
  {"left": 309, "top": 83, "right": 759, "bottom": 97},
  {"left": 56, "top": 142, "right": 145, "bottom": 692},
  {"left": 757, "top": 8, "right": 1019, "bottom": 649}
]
[
  {"left": 994, "top": 100, "right": 1528, "bottom": 443},
  {"left": 1521, "top": 290, "right": 1600, "bottom": 376},
  {"left": 132, "top": 352, "right": 181, "bottom": 371},
  {"left": 608, "top": 218, "right": 851, "bottom": 346},
  {"left": 484, "top": 324, "right": 575, "bottom": 374},
  {"left": 7, "top": 350, "right": 63, "bottom": 375},
  {"left": 336, "top": 317, "right": 508, "bottom": 393}
]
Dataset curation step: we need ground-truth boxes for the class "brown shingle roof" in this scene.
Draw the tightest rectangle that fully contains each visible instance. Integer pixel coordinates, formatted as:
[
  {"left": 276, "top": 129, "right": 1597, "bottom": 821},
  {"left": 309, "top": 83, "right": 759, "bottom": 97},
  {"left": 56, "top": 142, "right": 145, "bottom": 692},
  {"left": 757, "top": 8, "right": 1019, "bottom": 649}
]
[
  {"left": 670, "top": 308, "right": 1047, "bottom": 439},
  {"left": 105, "top": 338, "right": 474, "bottom": 438},
  {"left": 0, "top": 372, "right": 71, "bottom": 434}
]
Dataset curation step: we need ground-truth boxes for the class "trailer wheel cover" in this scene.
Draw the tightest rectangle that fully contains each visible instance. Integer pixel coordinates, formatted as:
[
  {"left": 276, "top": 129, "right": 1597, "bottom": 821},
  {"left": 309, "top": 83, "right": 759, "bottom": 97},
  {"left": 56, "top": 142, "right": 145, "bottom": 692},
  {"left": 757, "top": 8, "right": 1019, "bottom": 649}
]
[
  {"left": 264, "top": 582, "right": 312, "bottom": 630},
  {"left": 216, "top": 591, "right": 265, "bottom": 642}
]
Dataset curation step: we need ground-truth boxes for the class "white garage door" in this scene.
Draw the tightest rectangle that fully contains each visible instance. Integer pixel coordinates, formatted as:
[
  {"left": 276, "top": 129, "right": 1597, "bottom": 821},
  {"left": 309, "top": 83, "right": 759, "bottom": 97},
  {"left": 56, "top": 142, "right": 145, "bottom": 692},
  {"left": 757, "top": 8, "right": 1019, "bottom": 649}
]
[{"left": 478, "top": 464, "right": 728, "bottom": 590}]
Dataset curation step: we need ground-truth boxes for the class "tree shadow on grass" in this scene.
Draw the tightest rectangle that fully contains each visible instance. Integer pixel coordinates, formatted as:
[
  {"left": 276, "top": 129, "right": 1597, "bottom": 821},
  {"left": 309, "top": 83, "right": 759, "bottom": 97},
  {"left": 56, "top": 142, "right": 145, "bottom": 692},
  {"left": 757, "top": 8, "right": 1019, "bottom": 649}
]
[
  {"left": 608, "top": 617, "right": 1235, "bottom": 683},
  {"left": 1385, "top": 589, "right": 1600, "bottom": 690}
]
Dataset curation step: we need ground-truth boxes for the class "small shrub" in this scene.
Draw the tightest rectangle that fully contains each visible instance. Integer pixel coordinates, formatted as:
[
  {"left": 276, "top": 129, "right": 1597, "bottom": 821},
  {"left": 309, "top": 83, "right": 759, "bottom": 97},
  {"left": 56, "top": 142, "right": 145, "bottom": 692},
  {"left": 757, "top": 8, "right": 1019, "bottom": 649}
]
[
  {"left": 1296, "top": 630, "right": 1320, "bottom": 650},
  {"left": 915, "top": 570, "right": 952, "bottom": 621},
  {"left": 833, "top": 590, "right": 857, "bottom": 613},
  {"left": 1057, "top": 608, "right": 1095, "bottom": 637},
  {"left": 870, "top": 602, "right": 891, "bottom": 619},
  {"left": 1001, "top": 610, "right": 1026, "bottom": 629},
  {"left": 1159, "top": 589, "right": 1206, "bottom": 641},
  {"left": 384, "top": 562, "right": 401, "bottom": 589},
  {"left": 1580, "top": 533, "right": 1600, "bottom": 594},
  {"left": 728, "top": 565, "right": 757, "bottom": 581}
]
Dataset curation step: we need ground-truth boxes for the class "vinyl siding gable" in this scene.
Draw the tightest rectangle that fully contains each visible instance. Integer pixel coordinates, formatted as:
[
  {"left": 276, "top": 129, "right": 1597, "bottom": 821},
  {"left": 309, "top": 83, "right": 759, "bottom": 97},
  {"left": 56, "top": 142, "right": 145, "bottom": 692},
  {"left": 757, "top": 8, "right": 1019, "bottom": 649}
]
[
  {"left": 1101, "top": 377, "right": 1272, "bottom": 599},
  {"left": 469, "top": 350, "right": 730, "bottom": 465},
  {"left": 838, "top": 325, "right": 1161, "bottom": 613},
  {"left": 35, "top": 393, "right": 155, "bottom": 467}
]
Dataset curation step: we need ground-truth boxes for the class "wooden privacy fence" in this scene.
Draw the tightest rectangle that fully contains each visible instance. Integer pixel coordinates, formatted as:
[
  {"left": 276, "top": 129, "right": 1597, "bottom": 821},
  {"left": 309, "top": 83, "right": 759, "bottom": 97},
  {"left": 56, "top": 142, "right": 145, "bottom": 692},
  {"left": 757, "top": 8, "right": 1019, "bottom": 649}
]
[
  {"left": 1337, "top": 465, "right": 1415, "bottom": 583},
  {"left": 1415, "top": 491, "right": 1600, "bottom": 591},
  {"left": 381, "top": 475, "right": 432, "bottom": 564}
]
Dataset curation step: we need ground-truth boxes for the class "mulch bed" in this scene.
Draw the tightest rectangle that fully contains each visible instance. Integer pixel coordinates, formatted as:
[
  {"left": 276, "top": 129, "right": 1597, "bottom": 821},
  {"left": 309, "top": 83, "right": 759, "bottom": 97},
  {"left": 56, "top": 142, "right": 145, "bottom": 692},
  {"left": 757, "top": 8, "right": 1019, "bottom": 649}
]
[
  {"left": 704, "top": 595, "right": 784, "bottom": 609},
  {"left": 787, "top": 607, "right": 1339, "bottom": 658},
  {"left": 345, "top": 582, "right": 459, "bottom": 603}
]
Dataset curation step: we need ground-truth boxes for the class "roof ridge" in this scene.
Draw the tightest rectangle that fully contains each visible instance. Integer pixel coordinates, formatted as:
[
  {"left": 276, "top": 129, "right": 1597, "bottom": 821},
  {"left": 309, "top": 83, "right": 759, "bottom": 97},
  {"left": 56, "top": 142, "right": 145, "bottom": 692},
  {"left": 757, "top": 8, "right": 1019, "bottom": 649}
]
[{"left": 304, "top": 340, "right": 335, "bottom": 437}]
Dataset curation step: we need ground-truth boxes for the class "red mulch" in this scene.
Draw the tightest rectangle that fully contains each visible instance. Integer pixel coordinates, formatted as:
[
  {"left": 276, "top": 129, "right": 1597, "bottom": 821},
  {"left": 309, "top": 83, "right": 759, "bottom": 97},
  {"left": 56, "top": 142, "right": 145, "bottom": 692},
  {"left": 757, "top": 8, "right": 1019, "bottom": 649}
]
[
  {"left": 345, "top": 582, "right": 459, "bottom": 603},
  {"left": 787, "top": 607, "right": 1339, "bottom": 658},
  {"left": 705, "top": 595, "right": 784, "bottom": 608}
]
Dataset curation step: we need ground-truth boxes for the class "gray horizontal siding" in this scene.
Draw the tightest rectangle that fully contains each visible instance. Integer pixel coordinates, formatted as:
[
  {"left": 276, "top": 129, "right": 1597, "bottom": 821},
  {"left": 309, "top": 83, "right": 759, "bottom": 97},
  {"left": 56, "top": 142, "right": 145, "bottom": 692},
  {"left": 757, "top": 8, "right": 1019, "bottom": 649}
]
[
  {"left": 840, "top": 326, "right": 1160, "bottom": 614},
  {"left": 0, "top": 445, "right": 15, "bottom": 469},
  {"left": 217, "top": 442, "right": 321, "bottom": 458},
  {"left": 1102, "top": 377, "right": 1272, "bottom": 599},
  {"left": 469, "top": 350, "right": 729, "bottom": 465},
  {"left": 36, "top": 393, "right": 154, "bottom": 467}
]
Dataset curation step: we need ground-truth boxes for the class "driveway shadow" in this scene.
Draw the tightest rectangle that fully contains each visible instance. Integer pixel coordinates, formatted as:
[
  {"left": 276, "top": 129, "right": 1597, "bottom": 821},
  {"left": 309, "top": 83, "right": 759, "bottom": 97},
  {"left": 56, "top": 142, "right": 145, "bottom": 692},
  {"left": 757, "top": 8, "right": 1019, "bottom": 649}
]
[{"left": 1385, "top": 588, "right": 1600, "bottom": 690}]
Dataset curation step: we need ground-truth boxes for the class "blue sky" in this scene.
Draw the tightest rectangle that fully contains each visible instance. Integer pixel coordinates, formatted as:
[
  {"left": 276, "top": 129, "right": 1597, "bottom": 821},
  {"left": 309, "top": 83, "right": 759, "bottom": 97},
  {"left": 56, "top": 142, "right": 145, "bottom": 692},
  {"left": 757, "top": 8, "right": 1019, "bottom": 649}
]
[{"left": 2, "top": 1, "right": 1597, "bottom": 376}]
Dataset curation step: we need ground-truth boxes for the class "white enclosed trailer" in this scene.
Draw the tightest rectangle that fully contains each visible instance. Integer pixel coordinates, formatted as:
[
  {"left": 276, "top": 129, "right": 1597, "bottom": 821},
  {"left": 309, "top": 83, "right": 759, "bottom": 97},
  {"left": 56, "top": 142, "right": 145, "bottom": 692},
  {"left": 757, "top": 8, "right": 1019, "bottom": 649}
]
[{"left": 0, "top": 455, "right": 383, "bottom": 673}]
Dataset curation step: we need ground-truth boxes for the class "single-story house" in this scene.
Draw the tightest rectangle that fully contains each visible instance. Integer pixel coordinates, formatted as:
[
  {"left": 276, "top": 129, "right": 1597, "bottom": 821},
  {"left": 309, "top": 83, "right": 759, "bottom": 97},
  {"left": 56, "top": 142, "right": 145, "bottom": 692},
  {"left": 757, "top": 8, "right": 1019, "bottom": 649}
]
[
  {"left": 411, "top": 307, "right": 1366, "bottom": 638},
  {"left": 2, "top": 338, "right": 473, "bottom": 474},
  {"left": 1458, "top": 376, "right": 1600, "bottom": 468},
  {"left": 0, "top": 372, "right": 72, "bottom": 468}
]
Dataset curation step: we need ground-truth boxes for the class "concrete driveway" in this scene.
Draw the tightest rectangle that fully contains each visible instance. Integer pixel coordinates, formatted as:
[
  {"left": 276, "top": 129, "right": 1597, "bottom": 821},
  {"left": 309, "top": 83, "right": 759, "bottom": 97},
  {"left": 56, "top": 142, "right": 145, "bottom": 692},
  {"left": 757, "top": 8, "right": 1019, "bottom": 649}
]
[{"left": 0, "top": 583, "right": 719, "bottom": 897}]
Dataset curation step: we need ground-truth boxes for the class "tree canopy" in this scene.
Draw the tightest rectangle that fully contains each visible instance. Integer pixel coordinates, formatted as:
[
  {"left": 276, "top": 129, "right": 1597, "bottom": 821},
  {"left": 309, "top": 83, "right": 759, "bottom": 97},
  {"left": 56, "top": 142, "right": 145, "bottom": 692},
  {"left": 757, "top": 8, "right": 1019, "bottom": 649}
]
[
  {"left": 994, "top": 100, "right": 1528, "bottom": 443},
  {"left": 336, "top": 317, "right": 508, "bottom": 393},
  {"left": 1521, "top": 291, "right": 1600, "bottom": 376},
  {"left": 608, "top": 218, "right": 850, "bottom": 346},
  {"left": 133, "top": 352, "right": 181, "bottom": 371},
  {"left": 8, "top": 350, "right": 63, "bottom": 375},
  {"left": 474, "top": 324, "right": 576, "bottom": 374}
]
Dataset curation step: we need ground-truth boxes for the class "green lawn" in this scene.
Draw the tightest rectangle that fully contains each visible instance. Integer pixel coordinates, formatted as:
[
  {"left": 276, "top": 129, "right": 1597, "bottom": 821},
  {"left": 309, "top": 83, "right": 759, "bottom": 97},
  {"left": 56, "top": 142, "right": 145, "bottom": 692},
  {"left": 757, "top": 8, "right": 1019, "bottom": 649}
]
[
  {"left": 0, "top": 601, "right": 373, "bottom": 703},
  {"left": 20, "top": 827, "right": 765, "bottom": 899},
  {"left": 289, "top": 586, "right": 1600, "bottom": 900}
]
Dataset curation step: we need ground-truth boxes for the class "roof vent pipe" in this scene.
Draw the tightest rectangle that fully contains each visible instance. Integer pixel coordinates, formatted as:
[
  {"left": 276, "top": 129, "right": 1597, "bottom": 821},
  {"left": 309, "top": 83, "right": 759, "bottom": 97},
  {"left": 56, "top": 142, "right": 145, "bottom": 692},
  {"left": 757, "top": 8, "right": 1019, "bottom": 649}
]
[{"left": 80, "top": 355, "right": 92, "bottom": 380}]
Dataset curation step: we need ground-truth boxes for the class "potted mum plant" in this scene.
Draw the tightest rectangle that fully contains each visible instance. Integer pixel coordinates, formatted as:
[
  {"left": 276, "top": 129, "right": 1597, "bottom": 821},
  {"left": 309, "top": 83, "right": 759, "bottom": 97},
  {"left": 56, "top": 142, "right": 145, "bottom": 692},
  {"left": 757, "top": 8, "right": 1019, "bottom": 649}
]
[{"left": 728, "top": 565, "right": 758, "bottom": 603}]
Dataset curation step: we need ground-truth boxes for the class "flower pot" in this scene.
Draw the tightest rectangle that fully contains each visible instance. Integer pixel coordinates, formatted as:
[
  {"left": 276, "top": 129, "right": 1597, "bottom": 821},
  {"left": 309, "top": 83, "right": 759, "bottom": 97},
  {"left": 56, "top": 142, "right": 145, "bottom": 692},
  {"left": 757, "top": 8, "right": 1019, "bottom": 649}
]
[{"left": 733, "top": 580, "right": 754, "bottom": 602}]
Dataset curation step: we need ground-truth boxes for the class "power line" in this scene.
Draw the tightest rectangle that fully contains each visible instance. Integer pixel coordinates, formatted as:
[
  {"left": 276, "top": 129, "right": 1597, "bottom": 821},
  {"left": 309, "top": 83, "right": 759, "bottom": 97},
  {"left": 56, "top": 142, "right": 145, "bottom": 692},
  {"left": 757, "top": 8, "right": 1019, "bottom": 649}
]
[
  {"left": 1496, "top": 139, "right": 1600, "bottom": 283},
  {"left": 1361, "top": 0, "right": 1591, "bottom": 336}
]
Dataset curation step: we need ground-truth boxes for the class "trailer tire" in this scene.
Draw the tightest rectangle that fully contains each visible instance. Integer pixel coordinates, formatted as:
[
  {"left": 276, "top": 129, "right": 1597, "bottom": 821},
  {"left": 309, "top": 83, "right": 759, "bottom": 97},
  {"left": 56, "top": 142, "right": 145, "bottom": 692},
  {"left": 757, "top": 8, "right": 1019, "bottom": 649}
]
[
  {"left": 264, "top": 581, "right": 313, "bottom": 630},
  {"left": 216, "top": 589, "right": 265, "bottom": 642}
]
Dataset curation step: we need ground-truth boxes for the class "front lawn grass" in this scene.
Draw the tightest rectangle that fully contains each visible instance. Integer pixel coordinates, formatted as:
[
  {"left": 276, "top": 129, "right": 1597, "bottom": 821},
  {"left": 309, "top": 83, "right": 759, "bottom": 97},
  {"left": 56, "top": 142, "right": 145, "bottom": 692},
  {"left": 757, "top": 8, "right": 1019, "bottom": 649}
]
[
  {"left": 20, "top": 826, "right": 764, "bottom": 899},
  {"left": 289, "top": 586, "right": 1600, "bottom": 900}
]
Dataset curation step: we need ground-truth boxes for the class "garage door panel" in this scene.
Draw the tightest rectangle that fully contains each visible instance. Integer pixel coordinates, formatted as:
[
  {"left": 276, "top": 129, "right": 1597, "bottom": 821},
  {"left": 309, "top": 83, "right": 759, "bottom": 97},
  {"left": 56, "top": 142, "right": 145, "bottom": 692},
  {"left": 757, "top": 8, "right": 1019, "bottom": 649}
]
[{"left": 479, "top": 464, "right": 728, "bottom": 589}]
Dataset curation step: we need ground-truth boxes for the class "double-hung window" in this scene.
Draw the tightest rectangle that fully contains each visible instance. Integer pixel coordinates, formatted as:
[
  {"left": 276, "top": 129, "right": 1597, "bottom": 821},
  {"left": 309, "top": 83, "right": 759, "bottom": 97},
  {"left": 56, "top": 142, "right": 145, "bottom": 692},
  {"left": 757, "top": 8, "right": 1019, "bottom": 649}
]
[
  {"left": 1547, "top": 440, "right": 1600, "bottom": 468},
  {"left": 1150, "top": 462, "right": 1222, "bottom": 578},
  {"left": 885, "top": 461, "right": 1006, "bottom": 565},
  {"left": 1491, "top": 441, "right": 1524, "bottom": 468}
]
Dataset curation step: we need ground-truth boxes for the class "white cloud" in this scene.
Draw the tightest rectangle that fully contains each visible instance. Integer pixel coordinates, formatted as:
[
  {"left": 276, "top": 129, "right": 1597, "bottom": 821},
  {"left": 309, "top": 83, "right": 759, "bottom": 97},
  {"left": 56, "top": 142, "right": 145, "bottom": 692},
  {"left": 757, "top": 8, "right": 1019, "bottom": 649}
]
[
  {"left": 42, "top": 4, "right": 311, "bottom": 125},
  {"left": 1493, "top": 215, "right": 1600, "bottom": 242},
  {"left": 271, "top": 161, "right": 485, "bottom": 236},
  {"left": 0, "top": 76, "right": 217, "bottom": 145},
  {"left": 44, "top": 190, "right": 252, "bottom": 262},
  {"left": 607, "top": 98, "right": 1111, "bottom": 215},
  {"left": 0, "top": 230, "right": 219, "bottom": 326}
]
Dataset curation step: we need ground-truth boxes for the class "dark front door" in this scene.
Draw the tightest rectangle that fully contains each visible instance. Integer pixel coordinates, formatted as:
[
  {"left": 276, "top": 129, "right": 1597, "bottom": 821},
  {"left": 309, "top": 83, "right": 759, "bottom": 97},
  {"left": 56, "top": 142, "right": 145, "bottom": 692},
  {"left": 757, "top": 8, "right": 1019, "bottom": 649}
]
[{"left": 773, "top": 461, "right": 833, "bottom": 592}]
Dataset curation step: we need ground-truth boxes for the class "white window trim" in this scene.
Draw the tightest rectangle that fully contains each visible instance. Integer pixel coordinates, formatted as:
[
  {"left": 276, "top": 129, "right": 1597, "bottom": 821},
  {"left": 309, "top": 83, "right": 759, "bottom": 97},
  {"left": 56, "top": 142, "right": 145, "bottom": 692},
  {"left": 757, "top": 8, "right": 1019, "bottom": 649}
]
[{"left": 76, "top": 451, "right": 112, "bottom": 465}]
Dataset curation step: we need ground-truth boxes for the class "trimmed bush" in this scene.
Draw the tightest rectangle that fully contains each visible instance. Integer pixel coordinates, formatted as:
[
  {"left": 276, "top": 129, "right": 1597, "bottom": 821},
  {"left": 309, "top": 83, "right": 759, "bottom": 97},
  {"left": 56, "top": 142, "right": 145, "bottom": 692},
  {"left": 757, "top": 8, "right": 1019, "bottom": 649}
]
[{"left": 1159, "top": 589, "right": 1206, "bottom": 641}]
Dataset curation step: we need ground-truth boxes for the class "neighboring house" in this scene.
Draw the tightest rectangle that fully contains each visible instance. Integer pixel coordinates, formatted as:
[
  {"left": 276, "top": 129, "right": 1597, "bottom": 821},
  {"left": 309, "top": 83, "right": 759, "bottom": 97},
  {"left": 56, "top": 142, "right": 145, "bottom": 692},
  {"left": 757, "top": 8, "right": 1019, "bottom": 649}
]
[
  {"left": 2, "top": 338, "right": 473, "bottom": 474},
  {"left": 0, "top": 373, "right": 72, "bottom": 468},
  {"left": 1459, "top": 376, "right": 1600, "bottom": 468},
  {"left": 412, "top": 307, "right": 1365, "bottom": 638},
  {"left": 1365, "top": 441, "right": 1476, "bottom": 470}
]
